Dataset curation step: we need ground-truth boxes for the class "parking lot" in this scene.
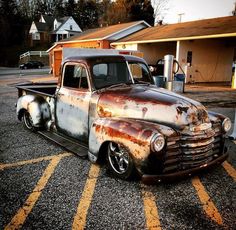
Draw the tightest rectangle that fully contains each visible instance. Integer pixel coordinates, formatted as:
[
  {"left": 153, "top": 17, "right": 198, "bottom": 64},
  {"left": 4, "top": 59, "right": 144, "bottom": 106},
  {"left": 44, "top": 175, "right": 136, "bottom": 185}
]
[{"left": 0, "top": 71, "right": 236, "bottom": 229}]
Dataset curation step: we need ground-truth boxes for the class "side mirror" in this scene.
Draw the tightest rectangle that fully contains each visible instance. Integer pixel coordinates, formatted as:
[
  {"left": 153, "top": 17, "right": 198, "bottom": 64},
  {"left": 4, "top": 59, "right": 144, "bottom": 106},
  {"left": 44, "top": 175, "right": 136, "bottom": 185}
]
[{"left": 153, "top": 76, "right": 166, "bottom": 88}]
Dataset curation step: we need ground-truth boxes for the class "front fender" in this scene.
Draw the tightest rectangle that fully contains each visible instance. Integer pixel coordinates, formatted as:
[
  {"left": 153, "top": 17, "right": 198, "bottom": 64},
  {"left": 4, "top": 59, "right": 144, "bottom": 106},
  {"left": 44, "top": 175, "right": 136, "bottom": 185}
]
[
  {"left": 17, "top": 95, "right": 51, "bottom": 127},
  {"left": 88, "top": 117, "right": 177, "bottom": 173}
]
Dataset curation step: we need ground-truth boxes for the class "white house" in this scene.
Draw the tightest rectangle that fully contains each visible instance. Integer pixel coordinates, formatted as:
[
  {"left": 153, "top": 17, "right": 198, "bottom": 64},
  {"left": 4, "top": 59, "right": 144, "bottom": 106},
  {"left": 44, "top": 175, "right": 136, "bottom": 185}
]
[
  {"left": 53, "top": 16, "right": 82, "bottom": 41},
  {"left": 29, "top": 15, "right": 82, "bottom": 47}
]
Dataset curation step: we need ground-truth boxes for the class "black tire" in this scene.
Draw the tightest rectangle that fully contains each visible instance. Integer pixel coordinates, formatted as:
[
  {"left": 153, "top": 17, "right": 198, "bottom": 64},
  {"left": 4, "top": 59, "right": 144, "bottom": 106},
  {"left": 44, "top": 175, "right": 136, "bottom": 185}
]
[
  {"left": 106, "top": 142, "right": 135, "bottom": 180},
  {"left": 23, "top": 111, "right": 37, "bottom": 132}
]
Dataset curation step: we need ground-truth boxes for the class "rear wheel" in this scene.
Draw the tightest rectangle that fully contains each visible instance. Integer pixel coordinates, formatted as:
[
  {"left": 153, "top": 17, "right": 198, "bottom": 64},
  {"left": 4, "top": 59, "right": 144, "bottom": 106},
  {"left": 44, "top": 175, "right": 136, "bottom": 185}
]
[
  {"left": 23, "top": 111, "right": 36, "bottom": 131},
  {"left": 107, "top": 142, "right": 135, "bottom": 180}
]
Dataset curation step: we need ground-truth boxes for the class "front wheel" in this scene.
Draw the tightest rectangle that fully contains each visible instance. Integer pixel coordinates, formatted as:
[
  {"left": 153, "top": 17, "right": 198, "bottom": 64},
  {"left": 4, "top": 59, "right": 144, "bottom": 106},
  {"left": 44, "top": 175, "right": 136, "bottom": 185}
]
[
  {"left": 107, "top": 142, "right": 135, "bottom": 180},
  {"left": 23, "top": 111, "right": 37, "bottom": 132}
]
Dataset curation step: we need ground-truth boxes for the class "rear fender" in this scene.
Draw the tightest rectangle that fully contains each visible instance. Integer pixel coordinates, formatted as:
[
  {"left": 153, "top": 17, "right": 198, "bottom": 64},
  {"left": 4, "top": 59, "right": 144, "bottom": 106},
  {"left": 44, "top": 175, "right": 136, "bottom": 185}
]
[{"left": 17, "top": 95, "right": 51, "bottom": 127}]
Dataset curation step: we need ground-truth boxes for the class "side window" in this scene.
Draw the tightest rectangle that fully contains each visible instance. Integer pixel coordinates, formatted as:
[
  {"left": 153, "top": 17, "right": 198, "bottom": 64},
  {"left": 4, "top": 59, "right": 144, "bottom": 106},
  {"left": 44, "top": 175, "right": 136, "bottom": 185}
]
[{"left": 63, "top": 64, "right": 89, "bottom": 89}]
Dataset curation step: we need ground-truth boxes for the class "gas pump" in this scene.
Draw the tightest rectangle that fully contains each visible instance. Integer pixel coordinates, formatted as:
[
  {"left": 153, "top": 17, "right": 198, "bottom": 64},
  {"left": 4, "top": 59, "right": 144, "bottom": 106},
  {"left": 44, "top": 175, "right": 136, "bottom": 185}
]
[{"left": 153, "top": 55, "right": 185, "bottom": 93}]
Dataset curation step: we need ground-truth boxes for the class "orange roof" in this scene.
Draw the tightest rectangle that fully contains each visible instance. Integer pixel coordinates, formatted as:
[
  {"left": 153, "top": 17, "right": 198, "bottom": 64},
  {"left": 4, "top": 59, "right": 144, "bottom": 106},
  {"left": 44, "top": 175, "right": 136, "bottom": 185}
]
[
  {"left": 60, "top": 21, "right": 149, "bottom": 42},
  {"left": 112, "top": 16, "right": 236, "bottom": 45},
  {"left": 47, "top": 20, "right": 150, "bottom": 52}
]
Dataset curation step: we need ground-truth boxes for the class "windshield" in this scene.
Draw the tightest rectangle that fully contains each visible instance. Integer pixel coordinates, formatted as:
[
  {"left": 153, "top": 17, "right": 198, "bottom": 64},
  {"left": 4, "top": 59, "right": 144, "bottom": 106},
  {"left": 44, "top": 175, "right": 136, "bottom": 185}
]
[
  {"left": 128, "top": 62, "right": 153, "bottom": 84},
  {"left": 92, "top": 60, "right": 153, "bottom": 90},
  {"left": 92, "top": 62, "right": 131, "bottom": 89}
]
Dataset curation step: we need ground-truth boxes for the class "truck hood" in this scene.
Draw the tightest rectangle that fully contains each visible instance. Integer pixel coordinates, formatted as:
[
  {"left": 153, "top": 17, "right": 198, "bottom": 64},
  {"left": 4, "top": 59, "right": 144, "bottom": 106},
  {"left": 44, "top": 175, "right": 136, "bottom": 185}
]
[{"left": 97, "top": 84, "right": 210, "bottom": 129}]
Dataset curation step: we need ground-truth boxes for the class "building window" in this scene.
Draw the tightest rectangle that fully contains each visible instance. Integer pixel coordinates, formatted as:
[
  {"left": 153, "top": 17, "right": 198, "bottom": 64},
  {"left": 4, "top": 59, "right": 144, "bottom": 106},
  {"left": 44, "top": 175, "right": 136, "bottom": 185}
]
[
  {"left": 70, "top": 25, "right": 73, "bottom": 30},
  {"left": 32, "top": 33, "right": 40, "bottom": 40}
]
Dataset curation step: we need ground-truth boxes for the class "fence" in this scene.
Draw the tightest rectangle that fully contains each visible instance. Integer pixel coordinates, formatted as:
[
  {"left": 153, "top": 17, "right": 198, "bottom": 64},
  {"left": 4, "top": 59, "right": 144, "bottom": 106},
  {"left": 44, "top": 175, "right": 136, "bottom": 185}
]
[{"left": 19, "top": 51, "right": 49, "bottom": 65}]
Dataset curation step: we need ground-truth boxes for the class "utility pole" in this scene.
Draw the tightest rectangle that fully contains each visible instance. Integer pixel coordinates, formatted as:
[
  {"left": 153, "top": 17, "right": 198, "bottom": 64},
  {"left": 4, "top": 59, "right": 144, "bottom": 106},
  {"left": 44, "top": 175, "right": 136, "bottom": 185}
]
[{"left": 177, "top": 13, "right": 185, "bottom": 23}]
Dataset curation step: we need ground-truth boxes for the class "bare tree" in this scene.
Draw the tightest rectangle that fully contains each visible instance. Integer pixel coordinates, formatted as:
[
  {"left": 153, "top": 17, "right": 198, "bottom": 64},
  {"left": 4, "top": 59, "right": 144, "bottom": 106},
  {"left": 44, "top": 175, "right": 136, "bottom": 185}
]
[
  {"left": 151, "top": 0, "right": 169, "bottom": 25},
  {"left": 232, "top": 1, "right": 236, "bottom": 15}
]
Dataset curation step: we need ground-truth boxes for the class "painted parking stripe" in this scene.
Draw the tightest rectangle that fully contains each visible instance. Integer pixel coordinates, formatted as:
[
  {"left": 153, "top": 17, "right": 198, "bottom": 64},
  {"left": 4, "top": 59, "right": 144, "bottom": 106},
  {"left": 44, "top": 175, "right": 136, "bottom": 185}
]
[
  {"left": 222, "top": 161, "right": 236, "bottom": 181},
  {"left": 192, "top": 176, "right": 223, "bottom": 225},
  {"left": 0, "top": 152, "right": 72, "bottom": 170},
  {"left": 141, "top": 184, "right": 162, "bottom": 230},
  {"left": 4, "top": 155, "right": 63, "bottom": 230},
  {"left": 72, "top": 164, "right": 100, "bottom": 230}
]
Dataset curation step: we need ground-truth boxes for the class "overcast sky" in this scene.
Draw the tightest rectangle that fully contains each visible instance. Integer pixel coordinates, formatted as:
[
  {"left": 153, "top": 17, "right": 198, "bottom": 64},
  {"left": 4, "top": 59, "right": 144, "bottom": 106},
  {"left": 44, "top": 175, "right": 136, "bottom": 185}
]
[{"left": 153, "top": 0, "right": 235, "bottom": 24}]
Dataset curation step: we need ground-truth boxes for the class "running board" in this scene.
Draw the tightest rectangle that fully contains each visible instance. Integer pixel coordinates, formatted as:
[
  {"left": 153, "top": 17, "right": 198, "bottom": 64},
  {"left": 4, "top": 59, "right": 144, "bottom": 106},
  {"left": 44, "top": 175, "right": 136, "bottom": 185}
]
[{"left": 38, "top": 131, "right": 88, "bottom": 157}]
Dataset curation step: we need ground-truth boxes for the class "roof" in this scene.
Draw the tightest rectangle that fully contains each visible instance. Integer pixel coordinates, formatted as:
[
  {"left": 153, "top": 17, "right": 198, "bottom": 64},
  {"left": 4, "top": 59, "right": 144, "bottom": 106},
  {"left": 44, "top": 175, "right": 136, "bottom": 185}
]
[
  {"left": 112, "top": 16, "right": 236, "bottom": 45},
  {"left": 47, "top": 20, "right": 150, "bottom": 52},
  {"left": 35, "top": 22, "right": 50, "bottom": 32},
  {"left": 58, "top": 20, "right": 149, "bottom": 42},
  {"left": 57, "top": 16, "right": 70, "bottom": 23},
  {"left": 41, "top": 15, "right": 54, "bottom": 29},
  {"left": 63, "top": 54, "right": 145, "bottom": 64}
]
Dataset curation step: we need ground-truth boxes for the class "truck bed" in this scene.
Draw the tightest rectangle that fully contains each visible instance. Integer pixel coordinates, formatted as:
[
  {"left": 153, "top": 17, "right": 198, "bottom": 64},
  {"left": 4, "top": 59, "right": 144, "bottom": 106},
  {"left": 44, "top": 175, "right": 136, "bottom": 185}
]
[{"left": 16, "top": 81, "right": 57, "bottom": 97}]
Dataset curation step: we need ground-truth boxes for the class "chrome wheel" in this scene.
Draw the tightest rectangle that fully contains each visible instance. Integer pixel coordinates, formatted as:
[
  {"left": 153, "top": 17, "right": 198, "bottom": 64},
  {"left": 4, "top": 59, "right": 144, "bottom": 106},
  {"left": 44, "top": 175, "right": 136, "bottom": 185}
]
[
  {"left": 107, "top": 142, "right": 134, "bottom": 179},
  {"left": 23, "top": 111, "right": 35, "bottom": 131}
]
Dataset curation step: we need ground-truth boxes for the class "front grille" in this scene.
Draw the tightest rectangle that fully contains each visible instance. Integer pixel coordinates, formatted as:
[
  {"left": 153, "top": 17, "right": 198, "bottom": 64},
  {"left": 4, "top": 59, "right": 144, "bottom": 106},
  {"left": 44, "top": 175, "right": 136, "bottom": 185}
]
[{"left": 163, "top": 123, "right": 223, "bottom": 174}]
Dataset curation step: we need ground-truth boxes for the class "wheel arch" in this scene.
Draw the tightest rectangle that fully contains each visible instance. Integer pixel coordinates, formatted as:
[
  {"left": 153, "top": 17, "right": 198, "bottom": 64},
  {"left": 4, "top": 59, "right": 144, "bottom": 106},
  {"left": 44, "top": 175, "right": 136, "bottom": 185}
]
[
  {"left": 88, "top": 118, "right": 157, "bottom": 166},
  {"left": 17, "top": 95, "right": 51, "bottom": 127}
]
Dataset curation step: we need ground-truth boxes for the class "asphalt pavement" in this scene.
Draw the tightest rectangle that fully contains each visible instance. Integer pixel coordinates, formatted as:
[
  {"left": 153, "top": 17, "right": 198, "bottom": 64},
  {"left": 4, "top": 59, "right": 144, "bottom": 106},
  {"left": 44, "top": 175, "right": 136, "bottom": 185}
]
[{"left": 0, "top": 71, "right": 236, "bottom": 229}]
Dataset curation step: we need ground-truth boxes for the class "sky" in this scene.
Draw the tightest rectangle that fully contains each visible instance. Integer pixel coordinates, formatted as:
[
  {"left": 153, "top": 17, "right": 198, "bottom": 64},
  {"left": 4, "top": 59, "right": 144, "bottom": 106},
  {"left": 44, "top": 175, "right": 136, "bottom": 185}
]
[{"left": 152, "top": 0, "right": 235, "bottom": 24}]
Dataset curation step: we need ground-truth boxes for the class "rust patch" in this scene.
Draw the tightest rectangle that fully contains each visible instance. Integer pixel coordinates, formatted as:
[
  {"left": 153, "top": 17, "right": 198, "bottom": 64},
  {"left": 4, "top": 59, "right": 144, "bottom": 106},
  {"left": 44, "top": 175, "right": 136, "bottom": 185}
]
[
  {"left": 176, "top": 106, "right": 189, "bottom": 115},
  {"left": 97, "top": 105, "right": 112, "bottom": 117},
  {"left": 95, "top": 124, "right": 101, "bottom": 132},
  {"left": 142, "top": 107, "right": 148, "bottom": 118}
]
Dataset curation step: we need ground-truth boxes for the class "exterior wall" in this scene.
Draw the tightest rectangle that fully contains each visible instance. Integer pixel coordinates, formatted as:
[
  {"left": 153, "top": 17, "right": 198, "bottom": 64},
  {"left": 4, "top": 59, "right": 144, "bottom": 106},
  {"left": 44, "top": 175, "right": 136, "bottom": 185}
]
[
  {"left": 54, "top": 19, "right": 62, "bottom": 30},
  {"left": 115, "top": 43, "right": 138, "bottom": 51},
  {"left": 176, "top": 39, "right": 234, "bottom": 83},
  {"left": 115, "top": 42, "right": 176, "bottom": 64},
  {"left": 49, "top": 40, "right": 110, "bottom": 77},
  {"left": 29, "top": 22, "right": 38, "bottom": 34},
  {"left": 56, "top": 17, "right": 82, "bottom": 33},
  {"left": 138, "top": 42, "right": 176, "bottom": 65}
]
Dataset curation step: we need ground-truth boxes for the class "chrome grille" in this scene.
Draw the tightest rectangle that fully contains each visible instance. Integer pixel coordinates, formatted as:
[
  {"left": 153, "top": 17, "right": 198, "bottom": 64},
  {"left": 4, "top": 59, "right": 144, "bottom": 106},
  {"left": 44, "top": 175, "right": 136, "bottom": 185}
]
[{"left": 163, "top": 123, "right": 223, "bottom": 174}]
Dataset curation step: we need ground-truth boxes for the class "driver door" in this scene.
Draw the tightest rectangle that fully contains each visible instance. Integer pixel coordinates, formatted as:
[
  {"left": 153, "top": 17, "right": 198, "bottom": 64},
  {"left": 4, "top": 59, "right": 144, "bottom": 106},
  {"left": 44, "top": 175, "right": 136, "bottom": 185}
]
[{"left": 55, "top": 62, "right": 91, "bottom": 144}]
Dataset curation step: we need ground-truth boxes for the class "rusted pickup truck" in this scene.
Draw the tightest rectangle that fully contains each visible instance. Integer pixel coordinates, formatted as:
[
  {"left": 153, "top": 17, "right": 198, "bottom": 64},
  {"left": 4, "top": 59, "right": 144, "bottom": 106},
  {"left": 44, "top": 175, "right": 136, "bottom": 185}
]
[{"left": 16, "top": 54, "right": 231, "bottom": 183}]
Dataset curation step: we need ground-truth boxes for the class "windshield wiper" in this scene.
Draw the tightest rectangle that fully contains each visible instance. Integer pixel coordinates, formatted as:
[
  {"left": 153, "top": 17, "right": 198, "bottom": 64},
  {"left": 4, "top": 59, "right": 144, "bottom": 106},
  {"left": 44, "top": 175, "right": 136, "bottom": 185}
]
[
  {"left": 104, "top": 81, "right": 133, "bottom": 89},
  {"left": 133, "top": 79, "right": 150, "bottom": 85}
]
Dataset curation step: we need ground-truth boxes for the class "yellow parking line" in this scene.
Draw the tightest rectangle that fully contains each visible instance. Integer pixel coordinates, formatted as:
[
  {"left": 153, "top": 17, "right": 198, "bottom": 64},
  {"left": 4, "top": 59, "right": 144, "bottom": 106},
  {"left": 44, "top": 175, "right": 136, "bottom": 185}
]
[
  {"left": 192, "top": 176, "right": 223, "bottom": 225},
  {"left": 72, "top": 164, "right": 100, "bottom": 230},
  {"left": 222, "top": 161, "right": 236, "bottom": 181},
  {"left": 4, "top": 155, "right": 63, "bottom": 230},
  {"left": 0, "top": 152, "right": 72, "bottom": 170},
  {"left": 141, "top": 184, "right": 162, "bottom": 230}
]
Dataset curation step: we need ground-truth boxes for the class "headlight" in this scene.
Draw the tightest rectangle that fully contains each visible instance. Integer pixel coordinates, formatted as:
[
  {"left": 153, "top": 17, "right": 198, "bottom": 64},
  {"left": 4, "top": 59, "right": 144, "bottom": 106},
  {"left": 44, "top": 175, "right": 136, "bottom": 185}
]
[
  {"left": 151, "top": 134, "right": 165, "bottom": 152},
  {"left": 222, "top": 118, "right": 232, "bottom": 133}
]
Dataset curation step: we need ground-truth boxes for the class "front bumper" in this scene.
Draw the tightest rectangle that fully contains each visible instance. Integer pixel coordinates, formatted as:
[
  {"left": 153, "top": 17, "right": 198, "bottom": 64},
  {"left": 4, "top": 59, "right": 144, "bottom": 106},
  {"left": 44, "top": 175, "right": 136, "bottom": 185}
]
[{"left": 141, "top": 153, "right": 228, "bottom": 185}]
